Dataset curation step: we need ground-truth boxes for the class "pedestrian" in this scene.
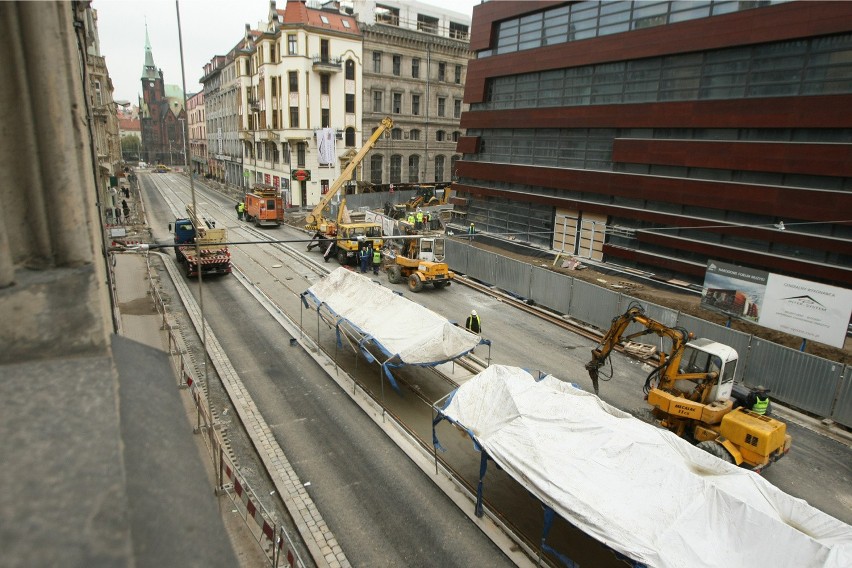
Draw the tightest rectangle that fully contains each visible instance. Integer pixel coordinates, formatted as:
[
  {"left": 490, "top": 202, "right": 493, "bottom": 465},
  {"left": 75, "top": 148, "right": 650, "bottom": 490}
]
[
  {"left": 372, "top": 247, "right": 382, "bottom": 275},
  {"left": 359, "top": 241, "right": 371, "bottom": 273},
  {"left": 746, "top": 386, "right": 771, "bottom": 415},
  {"left": 105, "top": 207, "right": 113, "bottom": 222},
  {"left": 123, "top": 186, "right": 130, "bottom": 198},
  {"left": 114, "top": 206, "right": 122, "bottom": 224},
  {"left": 465, "top": 309, "right": 482, "bottom": 334},
  {"left": 122, "top": 202, "right": 130, "bottom": 221},
  {"left": 468, "top": 222, "right": 476, "bottom": 241}
]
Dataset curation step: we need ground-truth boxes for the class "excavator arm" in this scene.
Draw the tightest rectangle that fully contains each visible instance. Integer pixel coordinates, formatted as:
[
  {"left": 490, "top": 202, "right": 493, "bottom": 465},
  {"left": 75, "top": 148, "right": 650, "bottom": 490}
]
[
  {"left": 585, "top": 303, "right": 698, "bottom": 395},
  {"left": 305, "top": 117, "right": 393, "bottom": 230}
]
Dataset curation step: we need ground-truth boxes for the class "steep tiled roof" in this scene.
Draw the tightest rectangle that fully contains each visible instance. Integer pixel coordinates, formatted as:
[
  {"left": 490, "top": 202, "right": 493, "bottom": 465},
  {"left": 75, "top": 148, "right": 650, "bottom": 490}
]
[
  {"left": 277, "top": 0, "right": 359, "bottom": 34},
  {"left": 119, "top": 118, "right": 140, "bottom": 131}
]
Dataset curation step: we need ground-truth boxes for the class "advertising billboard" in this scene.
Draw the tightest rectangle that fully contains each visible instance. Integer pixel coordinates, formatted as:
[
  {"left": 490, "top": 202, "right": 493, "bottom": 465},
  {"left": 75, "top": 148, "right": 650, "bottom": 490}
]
[{"left": 702, "top": 260, "right": 852, "bottom": 348}]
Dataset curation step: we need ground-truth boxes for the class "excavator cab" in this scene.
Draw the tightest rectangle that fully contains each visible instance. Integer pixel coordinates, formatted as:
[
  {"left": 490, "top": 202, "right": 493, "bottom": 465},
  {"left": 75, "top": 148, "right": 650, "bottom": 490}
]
[{"left": 674, "top": 338, "right": 737, "bottom": 403}]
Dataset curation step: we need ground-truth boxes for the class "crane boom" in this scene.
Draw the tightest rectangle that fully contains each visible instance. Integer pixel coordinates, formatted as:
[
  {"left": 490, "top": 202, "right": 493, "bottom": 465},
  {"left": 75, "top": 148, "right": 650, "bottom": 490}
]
[{"left": 305, "top": 116, "right": 393, "bottom": 230}]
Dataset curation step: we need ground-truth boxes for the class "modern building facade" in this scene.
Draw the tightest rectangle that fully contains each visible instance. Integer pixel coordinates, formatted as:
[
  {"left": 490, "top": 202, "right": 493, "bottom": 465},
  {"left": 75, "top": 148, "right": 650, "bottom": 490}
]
[
  {"left": 354, "top": 0, "right": 472, "bottom": 188},
  {"left": 139, "top": 27, "right": 186, "bottom": 166},
  {"left": 187, "top": 91, "right": 207, "bottom": 175},
  {"left": 456, "top": 1, "right": 852, "bottom": 288}
]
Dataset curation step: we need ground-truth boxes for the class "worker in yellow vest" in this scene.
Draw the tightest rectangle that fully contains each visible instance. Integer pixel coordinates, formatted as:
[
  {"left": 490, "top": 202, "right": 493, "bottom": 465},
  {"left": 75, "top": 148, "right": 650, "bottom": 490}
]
[
  {"left": 372, "top": 248, "right": 382, "bottom": 275},
  {"left": 746, "top": 386, "right": 770, "bottom": 415}
]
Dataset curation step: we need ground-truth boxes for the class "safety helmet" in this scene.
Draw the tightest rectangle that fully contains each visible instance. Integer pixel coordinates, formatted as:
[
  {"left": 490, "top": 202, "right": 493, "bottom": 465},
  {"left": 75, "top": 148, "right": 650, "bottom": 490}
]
[{"left": 471, "top": 310, "right": 477, "bottom": 316}]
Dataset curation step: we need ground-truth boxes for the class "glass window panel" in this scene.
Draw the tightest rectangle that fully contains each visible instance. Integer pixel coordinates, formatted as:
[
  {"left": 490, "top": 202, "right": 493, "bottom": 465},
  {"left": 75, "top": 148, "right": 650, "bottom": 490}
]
[
  {"left": 802, "top": 79, "right": 852, "bottom": 94},
  {"left": 669, "top": 5, "right": 711, "bottom": 23},
  {"left": 748, "top": 83, "right": 798, "bottom": 97},
  {"left": 599, "top": 23, "right": 630, "bottom": 35},
  {"left": 711, "top": 2, "right": 739, "bottom": 16}
]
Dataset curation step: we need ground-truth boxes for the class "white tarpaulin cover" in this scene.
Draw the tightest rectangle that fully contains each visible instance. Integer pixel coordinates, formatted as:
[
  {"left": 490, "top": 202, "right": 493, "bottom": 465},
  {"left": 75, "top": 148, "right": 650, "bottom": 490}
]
[
  {"left": 302, "top": 267, "right": 480, "bottom": 366},
  {"left": 438, "top": 365, "right": 852, "bottom": 568}
]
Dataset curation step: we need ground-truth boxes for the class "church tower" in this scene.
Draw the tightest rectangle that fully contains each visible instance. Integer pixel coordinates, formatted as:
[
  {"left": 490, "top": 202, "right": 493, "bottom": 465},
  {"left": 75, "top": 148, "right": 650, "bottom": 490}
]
[{"left": 139, "top": 25, "right": 166, "bottom": 164}]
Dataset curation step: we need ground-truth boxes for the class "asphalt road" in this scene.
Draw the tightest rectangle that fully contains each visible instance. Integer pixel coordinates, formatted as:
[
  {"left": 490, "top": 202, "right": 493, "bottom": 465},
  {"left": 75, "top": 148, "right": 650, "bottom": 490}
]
[{"left": 140, "top": 172, "right": 852, "bottom": 567}]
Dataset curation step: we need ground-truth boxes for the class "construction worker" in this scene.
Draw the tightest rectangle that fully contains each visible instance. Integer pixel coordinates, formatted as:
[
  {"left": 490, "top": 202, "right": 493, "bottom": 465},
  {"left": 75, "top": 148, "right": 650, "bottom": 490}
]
[
  {"left": 746, "top": 386, "right": 771, "bottom": 415},
  {"left": 372, "top": 247, "right": 382, "bottom": 275},
  {"left": 425, "top": 211, "right": 432, "bottom": 230},
  {"left": 359, "top": 241, "right": 371, "bottom": 273},
  {"left": 468, "top": 222, "right": 476, "bottom": 241},
  {"left": 236, "top": 200, "right": 245, "bottom": 220},
  {"left": 465, "top": 309, "right": 481, "bottom": 334},
  {"left": 415, "top": 209, "right": 424, "bottom": 230}
]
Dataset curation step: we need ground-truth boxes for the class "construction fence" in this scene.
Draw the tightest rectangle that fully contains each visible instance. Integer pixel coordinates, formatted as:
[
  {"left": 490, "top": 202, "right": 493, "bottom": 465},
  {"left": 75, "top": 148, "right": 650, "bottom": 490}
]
[
  {"left": 445, "top": 239, "right": 852, "bottom": 428},
  {"left": 142, "top": 253, "right": 304, "bottom": 568}
]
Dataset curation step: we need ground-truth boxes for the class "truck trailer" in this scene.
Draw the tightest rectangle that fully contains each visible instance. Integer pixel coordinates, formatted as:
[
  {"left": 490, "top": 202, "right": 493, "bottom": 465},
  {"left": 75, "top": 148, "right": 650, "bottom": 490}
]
[{"left": 172, "top": 205, "right": 231, "bottom": 278}]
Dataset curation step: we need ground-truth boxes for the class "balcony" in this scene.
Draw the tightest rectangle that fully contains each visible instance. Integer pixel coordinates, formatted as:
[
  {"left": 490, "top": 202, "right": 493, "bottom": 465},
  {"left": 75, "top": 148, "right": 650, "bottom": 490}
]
[{"left": 311, "top": 56, "right": 342, "bottom": 71}]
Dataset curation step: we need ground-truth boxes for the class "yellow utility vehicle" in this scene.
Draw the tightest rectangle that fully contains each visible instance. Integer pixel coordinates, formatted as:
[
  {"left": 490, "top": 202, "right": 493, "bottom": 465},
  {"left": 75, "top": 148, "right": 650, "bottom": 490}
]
[
  {"left": 586, "top": 303, "right": 791, "bottom": 472},
  {"left": 386, "top": 236, "right": 453, "bottom": 292},
  {"left": 306, "top": 117, "right": 392, "bottom": 264}
]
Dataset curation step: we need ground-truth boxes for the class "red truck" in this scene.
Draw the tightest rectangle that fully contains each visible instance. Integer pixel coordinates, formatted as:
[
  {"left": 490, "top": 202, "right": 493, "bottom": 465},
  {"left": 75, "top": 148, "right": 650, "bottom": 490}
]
[{"left": 244, "top": 184, "right": 284, "bottom": 227}]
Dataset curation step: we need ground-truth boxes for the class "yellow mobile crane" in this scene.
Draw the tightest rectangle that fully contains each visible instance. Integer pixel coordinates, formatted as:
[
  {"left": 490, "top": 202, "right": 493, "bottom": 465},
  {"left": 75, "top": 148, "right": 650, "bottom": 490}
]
[
  {"left": 306, "top": 117, "right": 392, "bottom": 264},
  {"left": 585, "top": 303, "right": 791, "bottom": 471}
]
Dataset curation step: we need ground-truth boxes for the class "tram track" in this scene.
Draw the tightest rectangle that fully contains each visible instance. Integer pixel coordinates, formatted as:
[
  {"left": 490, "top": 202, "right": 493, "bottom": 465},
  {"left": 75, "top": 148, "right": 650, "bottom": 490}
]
[{"left": 141, "top": 174, "right": 596, "bottom": 567}]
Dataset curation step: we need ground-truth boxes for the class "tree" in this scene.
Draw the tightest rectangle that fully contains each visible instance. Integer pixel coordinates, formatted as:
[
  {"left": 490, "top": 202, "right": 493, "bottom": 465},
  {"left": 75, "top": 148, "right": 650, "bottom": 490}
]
[{"left": 121, "top": 135, "right": 141, "bottom": 161}]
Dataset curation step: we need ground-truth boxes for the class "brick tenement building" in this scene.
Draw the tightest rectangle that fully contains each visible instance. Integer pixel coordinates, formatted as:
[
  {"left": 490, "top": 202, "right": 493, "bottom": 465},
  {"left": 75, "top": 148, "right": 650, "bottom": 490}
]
[
  {"left": 139, "top": 26, "right": 186, "bottom": 166},
  {"left": 455, "top": 1, "right": 852, "bottom": 288}
]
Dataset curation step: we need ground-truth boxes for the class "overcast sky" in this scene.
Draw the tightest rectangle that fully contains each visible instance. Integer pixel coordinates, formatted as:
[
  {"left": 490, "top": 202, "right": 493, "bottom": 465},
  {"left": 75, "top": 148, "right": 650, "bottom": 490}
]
[{"left": 95, "top": 0, "right": 482, "bottom": 106}]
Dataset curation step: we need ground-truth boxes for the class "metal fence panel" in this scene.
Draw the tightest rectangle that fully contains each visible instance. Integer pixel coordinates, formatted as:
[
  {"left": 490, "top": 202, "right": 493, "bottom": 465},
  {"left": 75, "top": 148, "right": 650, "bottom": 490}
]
[
  {"left": 744, "top": 338, "right": 842, "bottom": 416},
  {"left": 569, "top": 279, "right": 621, "bottom": 331},
  {"left": 445, "top": 239, "right": 469, "bottom": 275},
  {"left": 346, "top": 190, "right": 417, "bottom": 211},
  {"left": 618, "top": 296, "right": 680, "bottom": 354},
  {"left": 530, "top": 267, "right": 573, "bottom": 314},
  {"left": 495, "top": 255, "right": 531, "bottom": 299},
  {"left": 832, "top": 366, "right": 852, "bottom": 428},
  {"left": 466, "top": 246, "right": 497, "bottom": 285},
  {"left": 675, "top": 313, "right": 752, "bottom": 380}
]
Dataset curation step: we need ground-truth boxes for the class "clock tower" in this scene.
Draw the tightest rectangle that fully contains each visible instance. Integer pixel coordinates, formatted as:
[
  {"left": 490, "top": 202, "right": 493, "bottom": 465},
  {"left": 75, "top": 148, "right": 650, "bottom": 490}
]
[{"left": 139, "top": 24, "right": 167, "bottom": 164}]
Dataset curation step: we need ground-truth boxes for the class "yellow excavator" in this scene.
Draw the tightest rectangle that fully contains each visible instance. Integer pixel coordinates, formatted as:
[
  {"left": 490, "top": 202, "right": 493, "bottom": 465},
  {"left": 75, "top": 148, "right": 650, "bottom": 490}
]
[
  {"left": 306, "top": 117, "right": 392, "bottom": 264},
  {"left": 586, "top": 303, "right": 791, "bottom": 471}
]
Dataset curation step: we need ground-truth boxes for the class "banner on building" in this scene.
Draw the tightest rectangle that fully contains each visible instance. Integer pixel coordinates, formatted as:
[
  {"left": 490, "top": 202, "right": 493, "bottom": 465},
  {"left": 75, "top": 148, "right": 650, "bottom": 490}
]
[
  {"left": 701, "top": 260, "right": 852, "bottom": 348},
  {"left": 316, "top": 127, "right": 335, "bottom": 165}
]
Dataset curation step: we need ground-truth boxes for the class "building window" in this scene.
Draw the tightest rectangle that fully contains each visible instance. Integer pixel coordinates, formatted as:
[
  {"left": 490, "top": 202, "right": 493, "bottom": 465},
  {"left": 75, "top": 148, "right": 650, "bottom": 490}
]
[
  {"left": 297, "top": 142, "right": 306, "bottom": 167},
  {"left": 410, "top": 129, "right": 420, "bottom": 141},
  {"left": 452, "top": 131, "right": 460, "bottom": 142},
  {"left": 449, "top": 22, "right": 469, "bottom": 41},
  {"left": 438, "top": 62, "right": 446, "bottom": 81},
  {"left": 437, "top": 97, "right": 446, "bottom": 117},
  {"left": 392, "top": 55, "right": 401, "bottom": 76},
  {"left": 345, "top": 93, "right": 355, "bottom": 113},
  {"left": 345, "top": 59, "right": 355, "bottom": 80},
  {"left": 289, "top": 71, "right": 298, "bottom": 92},
  {"left": 373, "top": 51, "right": 382, "bottom": 73},
  {"left": 288, "top": 34, "right": 297, "bottom": 55},
  {"left": 455, "top": 64, "right": 462, "bottom": 84},
  {"left": 390, "top": 154, "right": 402, "bottom": 183},
  {"left": 435, "top": 155, "right": 445, "bottom": 181},
  {"left": 290, "top": 106, "right": 299, "bottom": 128},
  {"left": 453, "top": 98, "right": 462, "bottom": 118},
  {"left": 417, "top": 14, "right": 439, "bottom": 34},
  {"left": 321, "top": 108, "right": 330, "bottom": 128},
  {"left": 370, "top": 154, "right": 383, "bottom": 184},
  {"left": 408, "top": 155, "right": 420, "bottom": 182},
  {"left": 320, "top": 38, "right": 330, "bottom": 62},
  {"left": 345, "top": 127, "right": 355, "bottom": 147},
  {"left": 391, "top": 128, "right": 403, "bottom": 140},
  {"left": 412, "top": 58, "right": 420, "bottom": 78},
  {"left": 320, "top": 74, "right": 330, "bottom": 95},
  {"left": 93, "top": 80, "right": 103, "bottom": 106},
  {"left": 412, "top": 94, "right": 421, "bottom": 116},
  {"left": 450, "top": 155, "right": 459, "bottom": 179},
  {"left": 392, "top": 92, "right": 402, "bottom": 114},
  {"left": 436, "top": 130, "right": 446, "bottom": 141},
  {"left": 372, "top": 91, "right": 383, "bottom": 112}
]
